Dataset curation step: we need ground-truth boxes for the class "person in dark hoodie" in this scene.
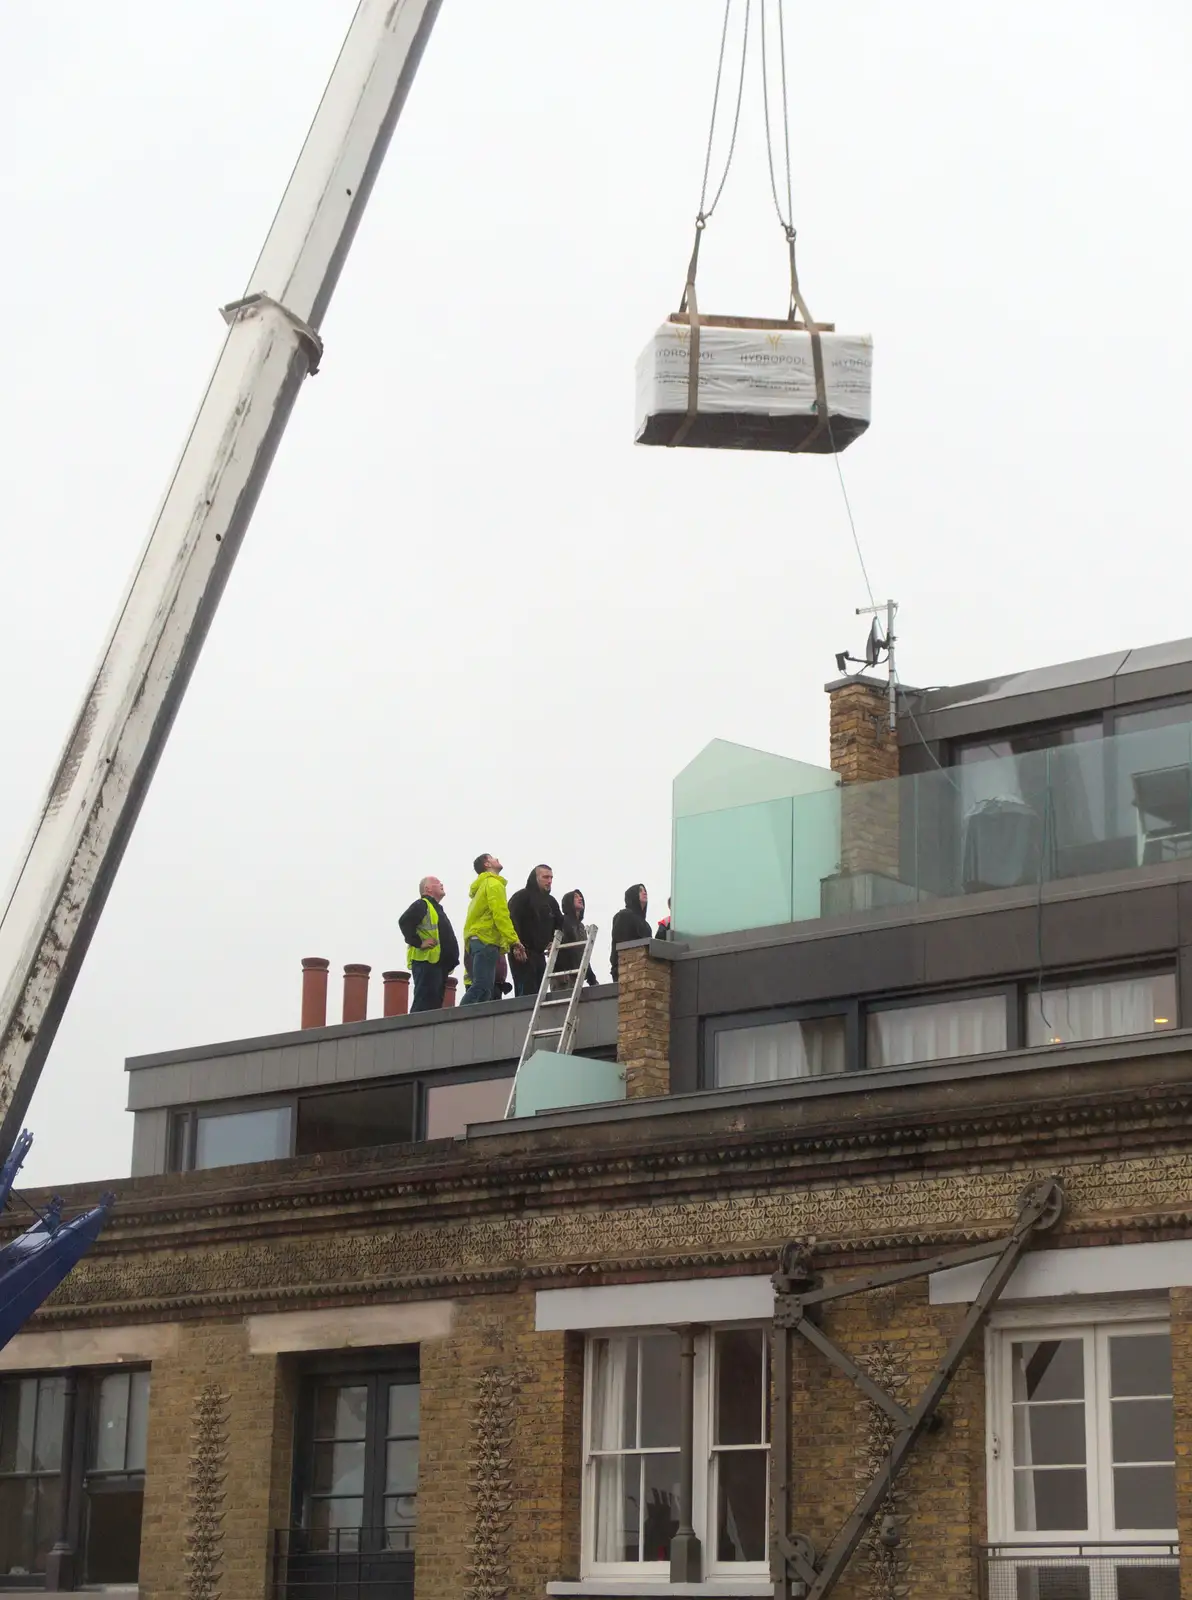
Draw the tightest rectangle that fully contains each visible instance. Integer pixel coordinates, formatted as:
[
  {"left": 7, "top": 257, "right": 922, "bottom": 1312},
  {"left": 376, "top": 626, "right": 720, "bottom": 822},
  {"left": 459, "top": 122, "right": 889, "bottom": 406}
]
[
  {"left": 610, "top": 883, "right": 652, "bottom": 981},
  {"left": 556, "top": 890, "right": 599, "bottom": 986},
  {"left": 507, "top": 863, "right": 564, "bottom": 997}
]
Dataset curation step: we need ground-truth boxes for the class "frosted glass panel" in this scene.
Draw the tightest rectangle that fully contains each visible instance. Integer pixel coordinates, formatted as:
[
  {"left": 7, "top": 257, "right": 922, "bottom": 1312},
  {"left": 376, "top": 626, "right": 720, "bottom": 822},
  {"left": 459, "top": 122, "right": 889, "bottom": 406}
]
[{"left": 675, "top": 800, "right": 794, "bottom": 936}]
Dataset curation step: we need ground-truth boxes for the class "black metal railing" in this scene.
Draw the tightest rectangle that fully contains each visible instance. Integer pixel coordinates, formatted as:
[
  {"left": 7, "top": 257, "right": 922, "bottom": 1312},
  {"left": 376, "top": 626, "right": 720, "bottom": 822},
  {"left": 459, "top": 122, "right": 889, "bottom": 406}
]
[
  {"left": 271, "top": 1528, "right": 414, "bottom": 1599},
  {"left": 979, "top": 1542, "right": 1179, "bottom": 1600}
]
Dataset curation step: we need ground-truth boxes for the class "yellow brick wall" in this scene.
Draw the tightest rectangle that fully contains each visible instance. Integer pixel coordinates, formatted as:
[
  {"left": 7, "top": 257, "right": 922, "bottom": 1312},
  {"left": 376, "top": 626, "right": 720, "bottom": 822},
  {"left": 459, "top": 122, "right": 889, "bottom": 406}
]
[
  {"left": 138, "top": 1320, "right": 293, "bottom": 1600},
  {"left": 784, "top": 1280, "right": 985, "bottom": 1600},
  {"left": 418, "top": 1291, "right": 582, "bottom": 1599}
]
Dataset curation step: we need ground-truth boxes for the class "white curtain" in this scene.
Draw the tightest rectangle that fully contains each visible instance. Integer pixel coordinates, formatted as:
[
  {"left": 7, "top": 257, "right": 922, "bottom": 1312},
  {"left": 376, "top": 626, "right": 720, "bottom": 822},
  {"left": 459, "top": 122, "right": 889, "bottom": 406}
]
[
  {"left": 1029, "top": 976, "right": 1166, "bottom": 1046},
  {"left": 591, "top": 1338, "right": 631, "bottom": 1562},
  {"left": 716, "top": 1019, "right": 845, "bottom": 1086},
  {"left": 868, "top": 996, "right": 1006, "bottom": 1068}
]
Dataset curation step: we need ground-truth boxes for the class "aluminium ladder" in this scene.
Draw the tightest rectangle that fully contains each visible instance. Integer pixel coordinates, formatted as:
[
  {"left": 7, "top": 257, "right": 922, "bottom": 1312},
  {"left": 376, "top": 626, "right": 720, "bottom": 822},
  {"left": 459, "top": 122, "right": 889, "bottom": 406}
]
[{"left": 503, "top": 925, "right": 598, "bottom": 1118}]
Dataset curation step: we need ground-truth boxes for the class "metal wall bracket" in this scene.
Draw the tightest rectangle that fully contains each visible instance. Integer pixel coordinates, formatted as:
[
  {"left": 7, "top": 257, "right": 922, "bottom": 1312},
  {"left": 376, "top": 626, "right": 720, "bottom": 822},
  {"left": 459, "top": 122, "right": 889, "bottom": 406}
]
[
  {"left": 220, "top": 292, "right": 325, "bottom": 374},
  {"left": 771, "top": 1177, "right": 1064, "bottom": 1600}
]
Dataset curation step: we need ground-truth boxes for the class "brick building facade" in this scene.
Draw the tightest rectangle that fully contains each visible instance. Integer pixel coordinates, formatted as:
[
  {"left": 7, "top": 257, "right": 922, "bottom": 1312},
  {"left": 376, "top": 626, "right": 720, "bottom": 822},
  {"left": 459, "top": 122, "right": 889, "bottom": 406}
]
[{"left": 6, "top": 637, "right": 1192, "bottom": 1598}]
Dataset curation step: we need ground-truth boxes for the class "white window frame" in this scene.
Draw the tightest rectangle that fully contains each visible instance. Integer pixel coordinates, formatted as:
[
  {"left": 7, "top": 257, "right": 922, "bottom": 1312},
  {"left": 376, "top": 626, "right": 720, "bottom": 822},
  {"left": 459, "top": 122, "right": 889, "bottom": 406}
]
[
  {"left": 986, "top": 1300, "right": 1177, "bottom": 1551},
  {"left": 701, "top": 1327, "right": 770, "bottom": 1581},
  {"left": 579, "top": 1324, "right": 769, "bottom": 1583}
]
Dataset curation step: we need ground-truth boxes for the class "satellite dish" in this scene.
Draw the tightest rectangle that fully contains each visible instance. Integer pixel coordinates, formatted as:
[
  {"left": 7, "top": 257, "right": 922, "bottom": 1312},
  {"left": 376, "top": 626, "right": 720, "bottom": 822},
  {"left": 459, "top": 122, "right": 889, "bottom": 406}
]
[{"left": 864, "top": 617, "right": 886, "bottom": 667}]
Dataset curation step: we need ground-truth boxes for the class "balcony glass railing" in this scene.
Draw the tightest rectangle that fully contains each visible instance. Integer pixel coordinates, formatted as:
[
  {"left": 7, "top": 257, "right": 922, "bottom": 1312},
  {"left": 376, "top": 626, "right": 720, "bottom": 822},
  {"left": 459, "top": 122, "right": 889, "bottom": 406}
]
[{"left": 673, "top": 719, "right": 1192, "bottom": 937}]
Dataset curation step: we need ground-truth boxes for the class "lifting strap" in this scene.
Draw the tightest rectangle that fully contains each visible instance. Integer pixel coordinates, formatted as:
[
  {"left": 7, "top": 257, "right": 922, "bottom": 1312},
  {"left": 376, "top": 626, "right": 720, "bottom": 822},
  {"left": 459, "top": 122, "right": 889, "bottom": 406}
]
[{"left": 666, "top": 219, "right": 830, "bottom": 451}]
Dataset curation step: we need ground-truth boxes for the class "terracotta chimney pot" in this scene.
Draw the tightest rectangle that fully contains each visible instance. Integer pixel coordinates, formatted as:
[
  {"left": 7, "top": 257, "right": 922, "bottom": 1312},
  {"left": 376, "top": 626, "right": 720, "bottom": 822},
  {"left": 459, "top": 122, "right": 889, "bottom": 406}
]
[
  {"left": 382, "top": 970, "right": 411, "bottom": 1017},
  {"left": 342, "top": 963, "right": 371, "bottom": 1024},
  {"left": 300, "top": 957, "right": 330, "bottom": 1029}
]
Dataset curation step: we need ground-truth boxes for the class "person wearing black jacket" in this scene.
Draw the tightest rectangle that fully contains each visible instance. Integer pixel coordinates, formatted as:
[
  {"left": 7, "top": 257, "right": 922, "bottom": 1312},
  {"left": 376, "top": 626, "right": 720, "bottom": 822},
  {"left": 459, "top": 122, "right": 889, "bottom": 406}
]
[
  {"left": 507, "top": 864, "right": 564, "bottom": 997},
  {"left": 610, "top": 883, "right": 652, "bottom": 981},
  {"left": 557, "top": 890, "right": 599, "bottom": 985},
  {"left": 397, "top": 875, "right": 460, "bottom": 1011}
]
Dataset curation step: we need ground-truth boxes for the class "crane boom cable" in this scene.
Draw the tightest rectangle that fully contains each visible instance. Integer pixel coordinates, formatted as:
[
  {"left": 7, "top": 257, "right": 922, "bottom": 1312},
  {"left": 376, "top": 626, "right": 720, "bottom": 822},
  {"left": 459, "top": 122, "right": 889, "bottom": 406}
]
[
  {"left": 696, "top": 0, "right": 752, "bottom": 223},
  {"left": 759, "top": 0, "right": 795, "bottom": 231}
]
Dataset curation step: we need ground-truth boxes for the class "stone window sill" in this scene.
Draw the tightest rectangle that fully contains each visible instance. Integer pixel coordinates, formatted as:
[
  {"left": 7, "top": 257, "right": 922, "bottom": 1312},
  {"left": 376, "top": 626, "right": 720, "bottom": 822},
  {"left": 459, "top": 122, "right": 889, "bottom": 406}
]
[{"left": 547, "top": 1582, "right": 775, "bottom": 1597}]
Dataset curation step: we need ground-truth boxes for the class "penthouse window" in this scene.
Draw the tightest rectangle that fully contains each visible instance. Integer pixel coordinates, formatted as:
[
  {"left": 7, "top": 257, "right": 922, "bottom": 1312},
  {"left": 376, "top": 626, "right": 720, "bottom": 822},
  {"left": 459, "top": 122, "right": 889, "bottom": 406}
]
[
  {"left": 1025, "top": 971, "right": 1177, "bottom": 1048},
  {"left": 866, "top": 992, "right": 1008, "bottom": 1069},
  {"left": 703, "top": 965, "right": 1179, "bottom": 1086},
  {"left": 708, "top": 1007, "right": 848, "bottom": 1087}
]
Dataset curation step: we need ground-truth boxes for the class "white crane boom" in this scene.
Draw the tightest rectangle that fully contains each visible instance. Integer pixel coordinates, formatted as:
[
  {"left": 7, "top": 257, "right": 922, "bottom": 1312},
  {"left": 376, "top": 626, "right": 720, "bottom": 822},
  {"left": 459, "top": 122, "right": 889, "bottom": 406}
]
[{"left": 0, "top": 0, "right": 444, "bottom": 1159}]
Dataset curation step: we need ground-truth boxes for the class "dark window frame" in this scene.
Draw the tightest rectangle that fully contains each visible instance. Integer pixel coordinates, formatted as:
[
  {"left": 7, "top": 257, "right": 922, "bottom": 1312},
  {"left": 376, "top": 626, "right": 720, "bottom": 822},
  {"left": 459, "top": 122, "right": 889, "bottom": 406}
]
[
  {"left": 862, "top": 982, "right": 1021, "bottom": 1068},
  {"left": 415, "top": 1065, "right": 516, "bottom": 1140},
  {"left": 699, "top": 959, "right": 1183, "bottom": 1093},
  {"left": 0, "top": 1365, "right": 150, "bottom": 1592},
  {"left": 168, "top": 1096, "right": 298, "bottom": 1174},
  {"left": 167, "top": 1066, "right": 541, "bottom": 1171},
  {"left": 289, "top": 1348, "right": 420, "bottom": 1553},
  {"left": 1019, "top": 961, "right": 1179, "bottom": 1048},
  {"left": 700, "top": 1001, "right": 858, "bottom": 1090},
  {"left": 949, "top": 716, "right": 1105, "bottom": 766},
  {"left": 295, "top": 1080, "right": 418, "bottom": 1159}
]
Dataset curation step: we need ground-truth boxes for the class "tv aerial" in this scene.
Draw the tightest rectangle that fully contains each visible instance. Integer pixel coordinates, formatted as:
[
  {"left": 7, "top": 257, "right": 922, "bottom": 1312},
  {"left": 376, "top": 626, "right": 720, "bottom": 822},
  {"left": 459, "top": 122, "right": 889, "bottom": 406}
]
[{"left": 835, "top": 598, "right": 899, "bottom": 731}]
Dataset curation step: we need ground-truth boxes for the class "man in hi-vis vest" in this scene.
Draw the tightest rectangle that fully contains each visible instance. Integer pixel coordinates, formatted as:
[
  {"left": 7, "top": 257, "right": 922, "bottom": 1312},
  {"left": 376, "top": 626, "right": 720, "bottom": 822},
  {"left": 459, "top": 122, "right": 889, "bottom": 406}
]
[{"left": 398, "top": 875, "right": 460, "bottom": 1012}]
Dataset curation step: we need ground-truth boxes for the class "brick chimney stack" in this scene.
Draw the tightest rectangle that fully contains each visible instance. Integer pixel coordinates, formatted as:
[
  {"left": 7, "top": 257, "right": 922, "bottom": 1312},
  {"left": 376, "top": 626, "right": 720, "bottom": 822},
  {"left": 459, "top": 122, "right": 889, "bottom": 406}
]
[
  {"left": 382, "top": 971, "right": 410, "bottom": 1017},
  {"left": 444, "top": 976, "right": 458, "bottom": 1008},
  {"left": 342, "top": 963, "right": 371, "bottom": 1024},
  {"left": 300, "top": 957, "right": 330, "bottom": 1029},
  {"left": 825, "top": 674, "right": 901, "bottom": 880},
  {"left": 826, "top": 674, "right": 899, "bottom": 785}
]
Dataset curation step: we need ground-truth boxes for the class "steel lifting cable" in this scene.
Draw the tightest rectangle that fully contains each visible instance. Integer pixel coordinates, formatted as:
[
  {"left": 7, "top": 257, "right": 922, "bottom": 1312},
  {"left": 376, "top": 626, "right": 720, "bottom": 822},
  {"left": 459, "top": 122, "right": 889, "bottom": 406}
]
[
  {"left": 697, "top": 0, "right": 752, "bottom": 228},
  {"left": 758, "top": 0, "right": 831, "bottom": 455},
  {"left": 670, "top": 0, "right": 751, "bottom": 446}
]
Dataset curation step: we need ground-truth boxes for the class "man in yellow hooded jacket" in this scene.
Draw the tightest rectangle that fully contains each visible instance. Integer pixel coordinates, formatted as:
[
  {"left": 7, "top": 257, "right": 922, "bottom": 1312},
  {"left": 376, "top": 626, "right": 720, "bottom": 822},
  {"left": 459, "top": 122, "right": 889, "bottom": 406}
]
[{"left": 459, "top": 853, "right": 525, "bottom": 1006}]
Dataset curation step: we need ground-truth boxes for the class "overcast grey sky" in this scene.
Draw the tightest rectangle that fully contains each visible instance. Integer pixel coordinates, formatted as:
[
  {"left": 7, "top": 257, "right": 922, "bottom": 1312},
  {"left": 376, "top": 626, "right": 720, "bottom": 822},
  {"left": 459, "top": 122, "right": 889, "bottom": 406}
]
[{"left": 1, "top": 2, "right": 1189, "bottom": 1187}]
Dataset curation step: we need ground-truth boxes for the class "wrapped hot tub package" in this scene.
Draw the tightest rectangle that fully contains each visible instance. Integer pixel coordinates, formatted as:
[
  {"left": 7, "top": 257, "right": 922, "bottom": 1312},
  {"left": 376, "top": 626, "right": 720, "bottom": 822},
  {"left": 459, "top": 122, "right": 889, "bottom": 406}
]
[{"left": 635, "top": 315, "right": 873, "bottom": 454}]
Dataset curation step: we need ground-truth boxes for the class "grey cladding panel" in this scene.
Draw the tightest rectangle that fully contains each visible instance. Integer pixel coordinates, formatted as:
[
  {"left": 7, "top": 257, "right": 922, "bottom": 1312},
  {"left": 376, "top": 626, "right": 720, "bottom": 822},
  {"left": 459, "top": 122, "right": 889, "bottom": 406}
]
[
  {"left": 696, "top": 925, "right": 926, "bottom": 1015},
  {"left": 919, "top": 680, "right": 1118, "bottom": 744},
  {"left": 491, "top": 1012, "right": 529, "bottom": 1058},
  {"left": 125, "top": 992, "right": 617, "bottom": 1113},
  {"left": 129, "top": 1110, "right": 168, "bottom": 1178},
  {"left": 671, "top": 960, "right": 698, "bottom": 1019},
  {"left": 460, "top": 1015, "right": 495, "bottom": 1063},
  {"left": 127, "top": 1061, "right": 191, "bottom": 1111},
  {"left": 575, "top": 996, "right": 616, "bottom": 1049},
  {"left": 306, "top": 1043, "right": 331, "bottom": 1087},
  {"left": 260, "top": 1049, "right": 284, "bottom": 1094},
  {"left": 410, "top": 1027, "right": 436, "bottom": 1071},
  {"left": 1117, "top": 637, "right": 1192, "bottom": 676},
  {"left": 669, "top": 1015, "right": 699, "bottom": 1095},
  {"left": 1113, "top": 663, "right": 1192, "bottom": 707},
  {"left": 1041, "top": 885, "right": 1178, "bottom": 967},
  {"left": 923, "top": 908, "right": 1039, "bottom": 986},
  {"left": 277, "top": 1045, "right": 307, "bottom": 1092},
  {"left": 333, "top": 1037, "right": 358, "bottom": 1082},
  {"left": 431, "top": 1025, "right": 456, "bottom": 1069}
]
